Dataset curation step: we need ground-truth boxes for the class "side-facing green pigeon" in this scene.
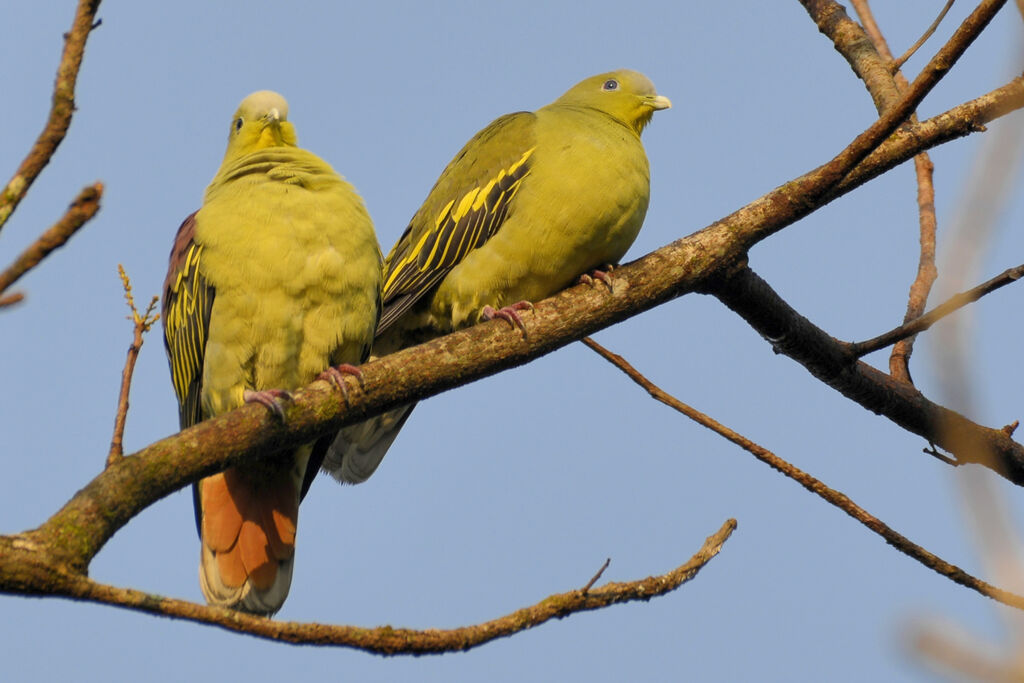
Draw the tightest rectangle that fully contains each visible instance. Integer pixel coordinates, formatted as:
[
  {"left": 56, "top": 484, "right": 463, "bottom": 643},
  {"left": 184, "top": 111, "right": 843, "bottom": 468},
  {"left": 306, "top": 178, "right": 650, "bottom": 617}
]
[
  {"left": 326, "top": 69, "right": 669, "bottom": 484},
  {"left": 162, "top": 90, "right": 382, "bottom": 614}
]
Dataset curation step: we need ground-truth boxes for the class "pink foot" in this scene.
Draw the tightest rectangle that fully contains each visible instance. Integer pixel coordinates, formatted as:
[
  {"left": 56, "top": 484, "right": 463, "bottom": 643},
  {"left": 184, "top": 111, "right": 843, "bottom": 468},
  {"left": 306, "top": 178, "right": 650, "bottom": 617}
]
[
  {"left": 578, "top": 264, "right": 616, "bottom": 293},
  {"left": 317, "top": 363, "right": 364, "bottom": 405},
  {"left": 243, "top": 388, "right": 293, "bottom": 421},
  {"left": 481, "top": 301, "right": 534, "bottom": 335}
]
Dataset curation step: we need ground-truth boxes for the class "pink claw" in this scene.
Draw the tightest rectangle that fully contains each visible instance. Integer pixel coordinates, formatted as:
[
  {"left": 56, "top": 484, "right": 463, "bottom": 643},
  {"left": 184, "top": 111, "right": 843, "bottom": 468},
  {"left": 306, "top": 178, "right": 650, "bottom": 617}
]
[
  {"left": 481, "top": 301, "right": 534, "bottom": 335},
  {"left": 243, "top": 388, "right": 293, "bottom": 421},
  {"left": 317, "top": 363, "right": 364, "bottom": 405},
  {"left": 578, "top": 264, "right": 616, "bottom": 293}
]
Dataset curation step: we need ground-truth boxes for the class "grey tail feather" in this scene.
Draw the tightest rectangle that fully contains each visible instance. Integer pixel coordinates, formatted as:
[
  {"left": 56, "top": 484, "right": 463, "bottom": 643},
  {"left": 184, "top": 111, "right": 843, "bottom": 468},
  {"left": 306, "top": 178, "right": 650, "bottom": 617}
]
[
  {"left": 322, "top": 404, "right": 416, "bottom": 484},
  {"left": 198, "top": 543, "right": 293, "bottom": 617}
]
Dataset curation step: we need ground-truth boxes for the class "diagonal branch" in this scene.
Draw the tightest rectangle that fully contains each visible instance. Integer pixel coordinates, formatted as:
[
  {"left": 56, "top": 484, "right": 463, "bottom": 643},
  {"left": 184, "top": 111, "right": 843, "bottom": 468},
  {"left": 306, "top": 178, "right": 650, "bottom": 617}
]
[
  {"left": 705, "top": 266, "right": 1024, "bottom": 481},
  {"left": 850, "top": 262, "right": 1024, "bottom": 357},
  {"left": 581, "top": 337, "right": 1024, "bottom": 611},
  {"left": 0, "top": 182, "right": 103, "bottom": 300},
  {"left": 0, "top": 292, "right": 25, "bottom": 309},
  {"left": 801, "top": 0, "right": 902, "bottom": 111},
  {"left": 892, "top": 0, "right": 957, "bottom": 71},
  {"left": 0, "top": 0, "right": 102, "bottom": 233},
  {"left": 3, "top": 519, "right": 734, "bottom": 652},
  {"left": 794, "top": 0, "right": 1004, "bottom": 204}
]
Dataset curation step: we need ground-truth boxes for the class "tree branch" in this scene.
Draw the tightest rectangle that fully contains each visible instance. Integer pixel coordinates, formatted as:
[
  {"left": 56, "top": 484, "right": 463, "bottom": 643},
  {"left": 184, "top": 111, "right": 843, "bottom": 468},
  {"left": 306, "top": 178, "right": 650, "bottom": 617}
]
[
  {"left": 850, "top": 262, "right": 1024, "bottom": 357},
  {"left": 823, "top": 0, "right": 941, "bottom": 382},
  {"left": 107, "top": 266, "right": 160, "bottom": 466},
  {"left": 892, "top": 0, "right": 957, "bottom": 72},
  {"left": 888, "top": 152, "right": 939, "bottom": 384},
  {"left": 0, "top": 182, "right": 102, "bottom": 300},
  {"left": 0, "top": 519, "right": 734, "bottom": 652},
  {"left": 0, "top": 0, "right": 101, "bottom": 233},
  {"left": 581, "top": 337, "right": 1024, "bottom": 611},
  {"left": 705, "top": 266, "right": 1024, "bottom": 483},
  {"left": 801, "top": 0, "right": 902, "bottom": 112},
  {"left": 794, "top": 0, "right": 1005, "bottom": 204},
  {"left": 0, "top": 292, "right": 25, "bottom": 309}
]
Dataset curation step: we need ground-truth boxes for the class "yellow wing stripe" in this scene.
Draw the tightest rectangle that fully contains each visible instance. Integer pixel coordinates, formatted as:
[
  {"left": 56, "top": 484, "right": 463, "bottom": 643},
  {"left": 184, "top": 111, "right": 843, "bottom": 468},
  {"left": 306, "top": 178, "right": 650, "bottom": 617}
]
[
  {"left": 166, "top": 243, "right": 209, "bottom": 409},
  {"left": 382, "top": 147, "right": 534, "bottom": 298}
]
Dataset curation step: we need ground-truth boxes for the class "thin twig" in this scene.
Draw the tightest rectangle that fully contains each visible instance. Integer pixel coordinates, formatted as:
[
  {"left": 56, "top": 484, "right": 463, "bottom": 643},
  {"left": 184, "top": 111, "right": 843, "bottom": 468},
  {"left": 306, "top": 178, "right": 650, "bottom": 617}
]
[
  {"left": 0, "top": 292, "right": 25, "bottom": 309},
  {"left": 581, "top": 559, "right": 612, "bottom": 594},
  {"left": 21, "top": 520, "right": 734, "bottom": 652},
  {"left": 0, "top": 183, "right": 103, "bottom": 299},
  {"left": 849, "top": 0, "right": 941, "bottom": 383},
  {"left": 582, "top": 337, "right": 1024, "bottom": 611},
  {"left": 107, "top": 266, "right": 160, "bottom": 466},
  {"left": 893, "top": 0, "right": 957, "bottom": 72},
  {"left": 0, "top": 0, "right": 103, "bottom": 233},
  {"left": 849, "top": 262, "right": 1024, "bottom": 356}
]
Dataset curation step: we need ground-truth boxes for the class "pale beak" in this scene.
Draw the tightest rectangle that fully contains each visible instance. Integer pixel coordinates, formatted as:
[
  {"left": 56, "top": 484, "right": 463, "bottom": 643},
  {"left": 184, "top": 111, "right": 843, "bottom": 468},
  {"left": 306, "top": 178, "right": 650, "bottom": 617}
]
[{"left": 648, "top": 95, "right": 672, "bottom": 111}]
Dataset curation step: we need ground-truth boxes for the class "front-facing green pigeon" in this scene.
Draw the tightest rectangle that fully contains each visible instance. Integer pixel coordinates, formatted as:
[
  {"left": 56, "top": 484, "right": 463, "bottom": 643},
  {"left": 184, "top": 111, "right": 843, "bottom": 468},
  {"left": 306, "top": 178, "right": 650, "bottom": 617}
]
[
  {"left": 162, "top": 90, "right": 382, "bottom": 615},
  {"left": 326, "top": 69, "right": 670, "bottom": 484}
]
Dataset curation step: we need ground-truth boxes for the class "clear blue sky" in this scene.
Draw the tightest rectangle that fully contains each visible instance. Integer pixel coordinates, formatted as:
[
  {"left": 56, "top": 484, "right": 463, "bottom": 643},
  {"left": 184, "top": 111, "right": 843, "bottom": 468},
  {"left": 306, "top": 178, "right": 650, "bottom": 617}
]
[{"left": 3, "top": 2, "right": 1024, "bottom": 681}]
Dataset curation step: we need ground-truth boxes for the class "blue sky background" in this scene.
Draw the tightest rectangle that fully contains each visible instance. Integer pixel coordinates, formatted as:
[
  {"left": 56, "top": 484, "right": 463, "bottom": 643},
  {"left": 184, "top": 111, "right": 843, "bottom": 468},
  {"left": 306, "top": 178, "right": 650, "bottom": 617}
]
[{"left": 3, "top": 2, "right": 1024, "bottom": 681}]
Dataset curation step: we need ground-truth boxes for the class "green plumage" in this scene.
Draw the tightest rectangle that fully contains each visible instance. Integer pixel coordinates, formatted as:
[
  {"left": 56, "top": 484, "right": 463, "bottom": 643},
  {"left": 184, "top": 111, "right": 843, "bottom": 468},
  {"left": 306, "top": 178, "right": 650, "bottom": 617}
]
[
  {"left": 162, "top": 90, "right": 382, "bottom": 614},
  {"left": 325, "top": 69, "right": 670, "bottom": 483}
]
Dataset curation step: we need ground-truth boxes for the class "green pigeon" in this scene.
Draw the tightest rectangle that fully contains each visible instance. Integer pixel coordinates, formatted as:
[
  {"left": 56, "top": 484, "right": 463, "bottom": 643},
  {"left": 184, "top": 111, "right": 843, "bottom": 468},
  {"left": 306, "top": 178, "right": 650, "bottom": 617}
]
[
  {"left": 162, "top": 90, "right": 382, "bottom": 614},
  {"left": 325, "top": 69, "right": 669, "bottom": 484}
]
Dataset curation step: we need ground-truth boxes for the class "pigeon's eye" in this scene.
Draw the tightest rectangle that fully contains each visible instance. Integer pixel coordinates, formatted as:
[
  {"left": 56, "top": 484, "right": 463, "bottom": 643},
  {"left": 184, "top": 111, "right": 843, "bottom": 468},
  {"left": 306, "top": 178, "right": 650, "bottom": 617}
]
[
  {"left": 602, "top": 79, "right": 619, "bottom": 91},
  {"left": 234, "top": 117, "right": 244, "bottom": 132}
]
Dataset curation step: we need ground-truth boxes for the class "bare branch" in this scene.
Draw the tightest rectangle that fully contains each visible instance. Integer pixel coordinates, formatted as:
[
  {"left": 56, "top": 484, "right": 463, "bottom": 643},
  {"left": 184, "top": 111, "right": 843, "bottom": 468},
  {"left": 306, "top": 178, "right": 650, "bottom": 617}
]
[
  {"left": 0, "top": 0, "right": 102, "bottom": 233},
  {"left": 851, "top": 262, "right": 1024, "bottom": 357},
  {"left": 893, "top": 0, "right": 957, "bottom": 71},
  {"left": 0, "top": 182, "right": 102, "bottom": 299},
  {"left": 888, "top": 154, "right": 939, "bottom": 383},
  {"left": 705, "top": 266, "right": 1024, "bottom": 484},
  {"left": 812, "top": 0, "right": 942, "bottom": 382},
  {"left": 801, "top": 0, "right": 902, "bottom": 112},
  {"left": 0, "top": 292, "right": 25, "bottom": 309},
  {"left": 0, "top": 520, "right": 734, "bottom": 652},
  {"left": 712, "top": 80, "right": 1024, "bottom": 259},
  {"left": 797, "top": 0, "right": 1004, "bottom": 203},
  {"left": 851, "top": 0, "right": 894, "bottom": 59},
  {"left": 581, "top": 337, "right": 1024, "bottom": 611},
  {"left": 107, "top": 266, "right": 160, "bottom": 466},
  {"left": 581, "top": 559, "right": 612, "bottom": 595}
]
